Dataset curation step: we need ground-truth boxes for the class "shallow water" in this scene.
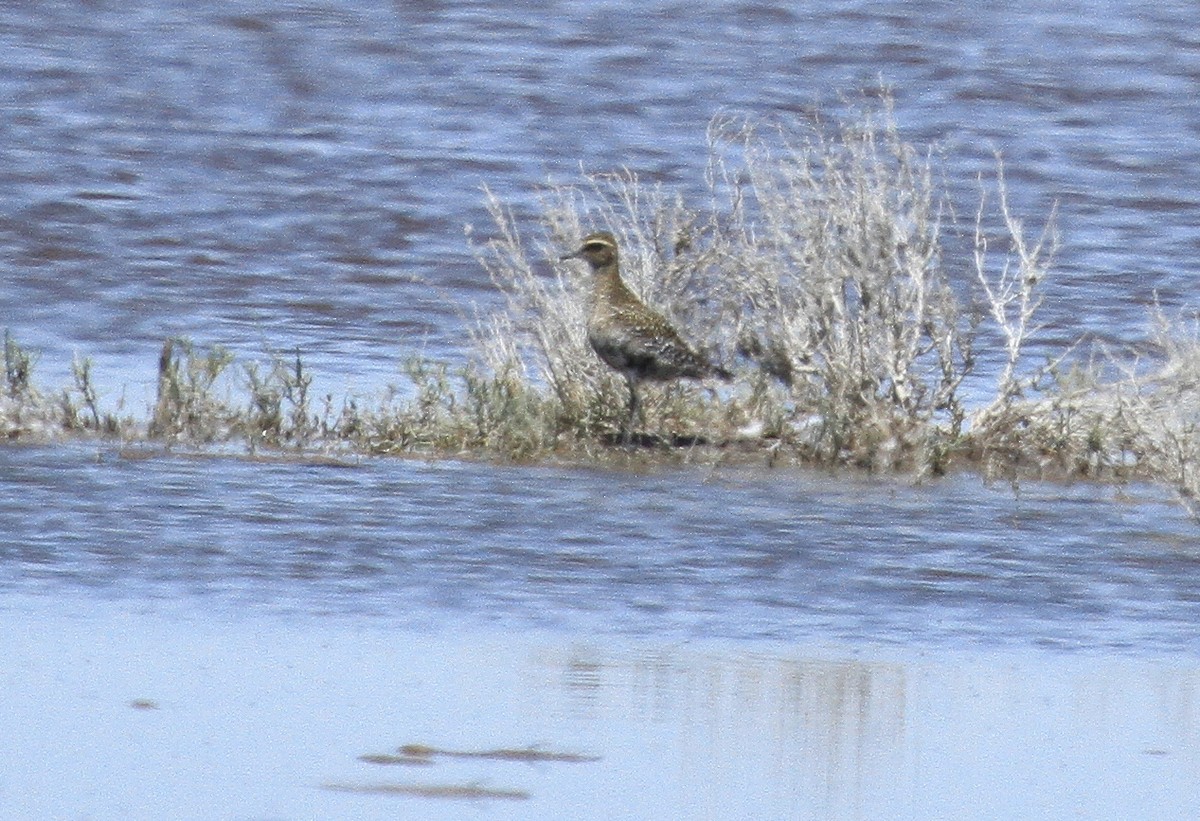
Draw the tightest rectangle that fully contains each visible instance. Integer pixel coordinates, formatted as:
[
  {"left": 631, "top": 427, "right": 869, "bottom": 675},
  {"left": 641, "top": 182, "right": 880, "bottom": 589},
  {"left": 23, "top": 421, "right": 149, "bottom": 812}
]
[
  {"left": 3, "top": 0, "right": 1200, "bottom": 396},
  {"left": 3, "top": 442, "right": 1199, "bottom": 652},
  {"left": 4, "top": 1, "right": 1200, "bottom": 818},
  {"left": 3, "top": 601, "right": 1198, "bottom": 821}
]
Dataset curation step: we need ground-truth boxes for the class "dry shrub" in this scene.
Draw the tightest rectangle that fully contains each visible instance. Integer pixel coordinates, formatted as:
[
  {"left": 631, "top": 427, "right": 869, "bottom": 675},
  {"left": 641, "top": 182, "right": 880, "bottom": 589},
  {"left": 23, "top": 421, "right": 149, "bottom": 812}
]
[
  {"left": 471, "top": 93, "right": 992, "bottom": 469},
  {"left": 704, "top": 101, "right": 974, "bottom": 469},
  {"left": 12, "top": 92, "right": 1200, "bottom": 515},
  {"left": 2, "top": 330, "right": 60, "bottom": 439},
  {"left": 990, "top": 308, "right": 1200, "bottom": 508},
  {"left": 472, "top": 178, "right": 736, "bottom": 446},
  {"left": 1128, "top": 312, "right": 1200, "bottom": 506}
]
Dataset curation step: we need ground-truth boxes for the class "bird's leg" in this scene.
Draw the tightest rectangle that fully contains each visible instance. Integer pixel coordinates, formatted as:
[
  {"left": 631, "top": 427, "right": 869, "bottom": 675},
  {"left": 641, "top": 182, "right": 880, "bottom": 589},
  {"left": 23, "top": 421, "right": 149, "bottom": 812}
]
[{"left": 622, "top": 377, "right": 640, "bottom": 445}]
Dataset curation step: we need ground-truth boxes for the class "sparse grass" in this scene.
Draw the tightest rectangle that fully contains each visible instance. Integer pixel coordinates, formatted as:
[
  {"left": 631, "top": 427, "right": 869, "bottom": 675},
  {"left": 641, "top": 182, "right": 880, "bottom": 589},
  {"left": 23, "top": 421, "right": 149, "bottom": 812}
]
[
  {"left": 5, "top": 329, "right": 35, "bottom": 399},
  {"left": 149, "top": 338, "right": 238, "bottom": 443},
  {"left": 990, "top": 306, "right": 1200, "bottom": 509},
  {"left": 2, "top": 331, "right": 76, "bottom": 440},
  {"left": 6, "top": 93, "right": 1200, "bottom": 514},
  {"left": 243, "top": 350, "right": 316, "bottom": 449}
]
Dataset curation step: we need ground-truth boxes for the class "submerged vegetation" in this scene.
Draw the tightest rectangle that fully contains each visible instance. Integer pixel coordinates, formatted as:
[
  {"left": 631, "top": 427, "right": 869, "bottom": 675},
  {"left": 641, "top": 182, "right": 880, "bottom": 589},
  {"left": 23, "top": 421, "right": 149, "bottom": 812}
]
[{"left": 5, "top": 95, "right": 1200, "bottom": 510}]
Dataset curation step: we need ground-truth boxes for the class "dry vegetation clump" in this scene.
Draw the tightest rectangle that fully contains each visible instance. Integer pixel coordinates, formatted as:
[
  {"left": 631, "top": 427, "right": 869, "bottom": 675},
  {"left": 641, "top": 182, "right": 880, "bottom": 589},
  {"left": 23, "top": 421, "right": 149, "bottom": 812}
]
[
  {"left": 2, "top": 330, "right": 127, "bottom": 439},
  {"left": 704, "top": 105, "right": 974, "bottom": 469},
  {"left": 2, "top": 330, "right": 56, "bottom": 440},
  {"left": 1115, "top": 314, "right": 1200, "bottom": 507},
  {"left": 468, "top": 97, "right": 987, "bottom": 471},
  {"left": 148, "top": 337, "right": 357, "bottom": 452},
  {"left": 978, "top": 309, "right": 1200, "bottom": 509},
  {"left": 437, "top": 94, "right": 1200, "bottom": 501},
  {"left": 6, "top": 94, "right": 1200, "bottom": 510},
  {"left": 334, "top": 358, "right": 563, "bottom": 459}
]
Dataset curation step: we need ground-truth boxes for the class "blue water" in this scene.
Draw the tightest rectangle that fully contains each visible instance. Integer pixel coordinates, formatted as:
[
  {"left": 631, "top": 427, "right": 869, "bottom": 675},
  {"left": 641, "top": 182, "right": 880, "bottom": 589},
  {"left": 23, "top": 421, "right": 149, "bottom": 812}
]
[
  {"left": 2, "top": 442, "right": 1197, "bottom": 653},
  {"left": 2, "top": 0, "right": 1199, "bottom": 653},
  {"left": 4, "top": 8, "right": 1200, "bottom": 820},
  {"left": 4, "top": 1, "right": 1200, "bottom": 390}
]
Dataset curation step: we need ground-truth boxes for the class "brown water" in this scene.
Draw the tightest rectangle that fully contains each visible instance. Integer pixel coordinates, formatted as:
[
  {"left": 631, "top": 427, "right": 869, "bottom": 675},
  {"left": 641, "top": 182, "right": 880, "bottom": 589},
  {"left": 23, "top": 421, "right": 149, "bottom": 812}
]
[{"left": 3, "top": 1, "right": 1200, "bottom": 818}]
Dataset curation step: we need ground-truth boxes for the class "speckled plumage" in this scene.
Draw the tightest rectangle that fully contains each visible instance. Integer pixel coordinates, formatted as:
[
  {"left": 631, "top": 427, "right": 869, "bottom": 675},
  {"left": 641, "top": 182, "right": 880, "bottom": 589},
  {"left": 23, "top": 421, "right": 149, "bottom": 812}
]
[{"left": 561, "top": 231, "right": 730, "bottom": 440}]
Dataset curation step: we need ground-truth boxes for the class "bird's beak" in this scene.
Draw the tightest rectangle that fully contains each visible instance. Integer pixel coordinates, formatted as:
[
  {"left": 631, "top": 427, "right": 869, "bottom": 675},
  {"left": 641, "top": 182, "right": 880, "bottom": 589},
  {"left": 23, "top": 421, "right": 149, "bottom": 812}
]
[{"left": 559, "top": 249, "right": 580, "bottom": 261}]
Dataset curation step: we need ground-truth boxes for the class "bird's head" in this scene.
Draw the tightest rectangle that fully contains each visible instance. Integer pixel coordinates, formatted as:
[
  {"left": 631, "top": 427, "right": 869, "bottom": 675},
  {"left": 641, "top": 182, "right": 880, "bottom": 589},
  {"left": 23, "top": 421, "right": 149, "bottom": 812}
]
[{"left": 560, "top": 231, "right": 619, "bottom": 269}]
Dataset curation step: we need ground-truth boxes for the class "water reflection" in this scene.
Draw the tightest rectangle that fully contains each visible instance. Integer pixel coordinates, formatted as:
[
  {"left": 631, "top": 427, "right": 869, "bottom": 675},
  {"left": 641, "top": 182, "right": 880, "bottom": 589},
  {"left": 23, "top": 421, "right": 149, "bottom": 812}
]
[
  {"left": 3, "top": 597, "right": 1196, "bottom": 820},
  {"left": 540, "top": 642, "right": 1200, "bottom": 820},
  {"left": 550, "top": 644, "right": 908, "bottom": 819}
]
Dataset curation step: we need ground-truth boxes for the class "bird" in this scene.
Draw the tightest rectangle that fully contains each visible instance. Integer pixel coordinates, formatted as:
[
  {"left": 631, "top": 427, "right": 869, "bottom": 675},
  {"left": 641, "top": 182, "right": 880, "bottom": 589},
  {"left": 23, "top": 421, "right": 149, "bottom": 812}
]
[{"left": 560, "top": 231, "right": 731, "bottom": 442}]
